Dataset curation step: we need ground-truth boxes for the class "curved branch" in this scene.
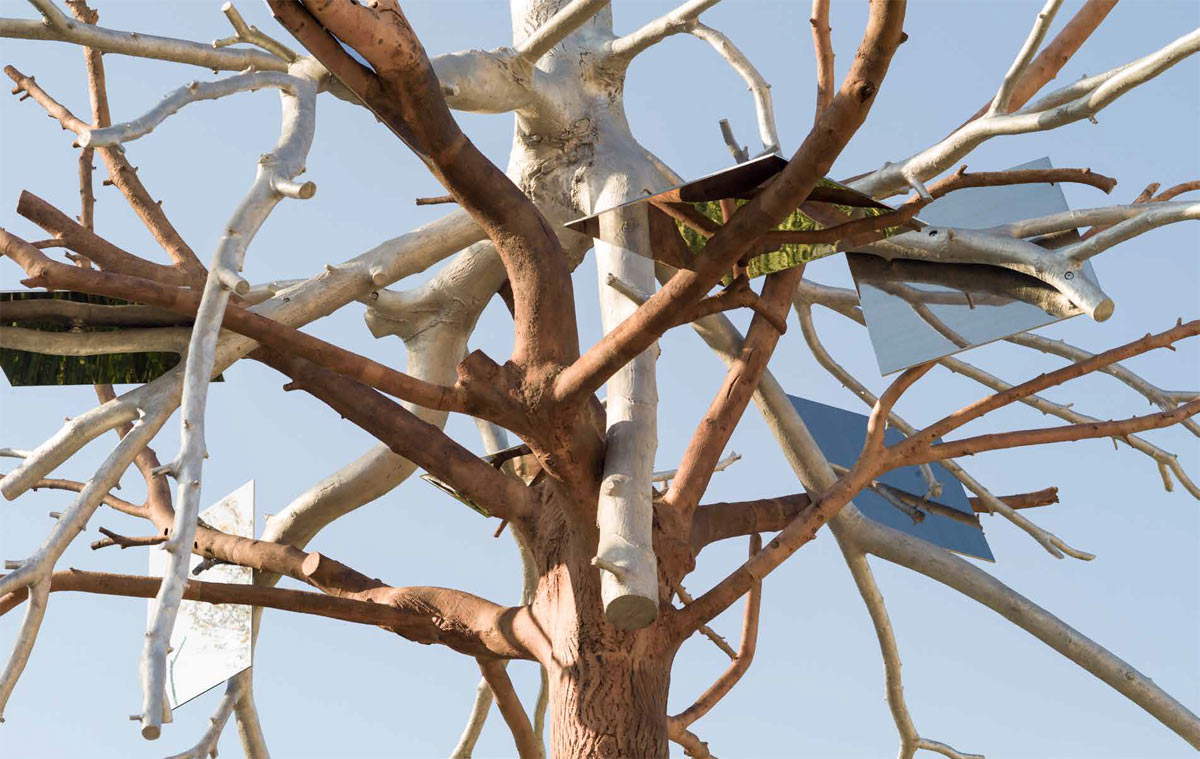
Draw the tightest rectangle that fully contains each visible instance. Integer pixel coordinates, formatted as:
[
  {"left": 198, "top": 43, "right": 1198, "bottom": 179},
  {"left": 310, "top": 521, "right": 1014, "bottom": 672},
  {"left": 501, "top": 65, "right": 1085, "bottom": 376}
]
[
  {"left": 688, "top": 23, "right": 779, "bottom": 154},
  {"left": 477, "top": 659, "right": 541, "bottom": 759}
]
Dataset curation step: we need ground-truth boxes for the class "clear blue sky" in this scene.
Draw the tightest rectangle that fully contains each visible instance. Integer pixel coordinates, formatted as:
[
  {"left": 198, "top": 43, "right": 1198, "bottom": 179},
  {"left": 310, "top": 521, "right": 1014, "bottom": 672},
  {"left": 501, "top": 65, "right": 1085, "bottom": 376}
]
[{"left": 1, "top": 2, "right": 1197, "bottom": 757}]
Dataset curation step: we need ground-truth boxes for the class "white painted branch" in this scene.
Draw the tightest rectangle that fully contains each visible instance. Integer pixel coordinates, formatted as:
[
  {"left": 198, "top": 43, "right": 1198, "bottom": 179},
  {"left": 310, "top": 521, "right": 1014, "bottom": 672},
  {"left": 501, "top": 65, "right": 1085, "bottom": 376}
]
[
  {"left": 864, "top": 227, "right": 1114, "bottom": 320},
  {"left": 593, "top": 195, "right": 660, "bottom": 630},
  {"left": 840, "top": 547, "right": 983, "bottom": 759},
  {"left": 0, "top": 386, "right": 142, "bottom": 499},
  {"left": 0, "top": 575, "right": 49, "bottom": 722},
  {"left": 1064, "top": 201, "right": 1200, "bottom": 262},
  {"left": 847, "top": 508, "right": 1200, "bottom": 749},
  {"left": 0, "top": 4, "right": 285, "bottom": 72},
  {"left": 213, "top": 2, "right": 298, "bottom": 63},
  {"left": 0, "top": 326, "right": 190, "bottom": 356},
  {"left": 230, "top": 669, "right": 269, "bottom": 759},
  {"left": 0, "top": 449, "right": 30, "bottom": 459},
  {"left": 431, "top": 48, "right": 533, "bottom": 114},
  {"left": 81, "top": 71, "right": 308, "bottom": 148},
  {"left": 607, "top": 0, "right": 723, "bottom": 60},
  {"left": 988, "top": 200, "right": 1197, "bottom": 239},
  {"left": 140, "top": 63, "right": 319, "bottom": 741},
  {"left": 516, "top": 0, "right": 611, "bottom": 62},
  {"left": 450, "top": 677, "right": 496, "bottom": 759},
  {"left": 987, "top": 0, "right": 1063, "bottom": 116},
  {"left": 850, "top": 28, "right": 1200, "bottom": 198},
  {"left": 688, "top": 23, "right": 779, "bottom": 154},
  {"left": 652, "top": 451, "right": 740, "bottom": 484},
  {"left": 162, "top": 672, "right": 246, "bottom": 759},
  {"left": 0, "top": 396, "right": 174, "bottom": 707}
]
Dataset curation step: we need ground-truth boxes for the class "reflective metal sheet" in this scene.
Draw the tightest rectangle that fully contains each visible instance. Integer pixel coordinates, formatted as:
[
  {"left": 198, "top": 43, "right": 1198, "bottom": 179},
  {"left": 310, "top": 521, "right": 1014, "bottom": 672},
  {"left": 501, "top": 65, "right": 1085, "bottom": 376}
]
[
  {"left": 787, "top": 395, "right": 994, "bottom": 560},
  {"left": 148, "top": 481, "right": 253, "bottom": 710},
  {"left": 0, "top": 291, "right": 193, "bottom": 386},
  {"left": 848, "top": 158, "right": 1101, "bottom": 375},
  {"left": 563, "top": 155, "right": 898, "bottom": 279}
]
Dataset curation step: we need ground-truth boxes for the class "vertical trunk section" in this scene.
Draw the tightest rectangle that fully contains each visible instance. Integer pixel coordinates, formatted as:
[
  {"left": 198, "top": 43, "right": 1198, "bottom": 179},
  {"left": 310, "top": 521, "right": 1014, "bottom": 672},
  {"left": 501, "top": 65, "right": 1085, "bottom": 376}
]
[{"left": 548, "top": 644, "right": 672, "bottom": 758}]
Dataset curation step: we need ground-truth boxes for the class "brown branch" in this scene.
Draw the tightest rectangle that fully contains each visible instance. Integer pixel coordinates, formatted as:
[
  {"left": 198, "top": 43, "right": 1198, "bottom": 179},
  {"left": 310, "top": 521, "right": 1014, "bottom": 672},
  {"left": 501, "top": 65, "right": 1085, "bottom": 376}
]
[
  {"left": 4, "top": 66, "right": 204, "bottom": 275},
  {"left": 663, "top": 267, "right": 806, "bottom": 519},
  {"left": 414, "top": 194, "right": 456, "bottom": 206},
  {"left": 905, "top": 400, "right": 1200, "bottom": 466},
  {"left": 674, "top": 321, "right": 1199, "bottom": 633},
  {"left": 0, "top": 226, "right": 468, "bottom": 414},
  {"left": 0, "top": 569, "right": 494, "bottom": 637},
  {"left": 1154, "top": 180, "right": 1200, "bottom": 202},
  {"left": 689, "top": 488, "right": 1059, "bottom": 551},
  {"left": 959, "top": 0, "right": 1118, "bottom": 123},
  {"left": 252, "top": 346, "right": 532, "bottom": 523},
  {"left": 27, "top": 476, "right": 146, "bottom": 518},
  {"left": 477, "top": 659, "right": 541, "bottom": 759},
  {"left": 17, "top": 191, "right": 194, "bottom": 285},
  {"left": 668, "top": 724, "right": 717, "bottom": 759},
  {"left": 0, "top": 298, "right": 188, "bottom": 328},
  {"left": 553, "top": 1, "right": 906, "bottom": 403},
  {"left": 268, "top": 0, "right": 578, "bottom": 371},
  {"left": 90, "top": 527, "right": 166, "bottom": 550},
  {"left": 671, "top": 534, "right": 762, "bottom": 729},
  {"left": 69, "top": 0, "right": 108, "bottom": 237},
  {"left": 889, "top": 320, "right": 1200, "bottom": 461},
  {"left": 810, "top": 0, "right": 835, "bottom": 116},
  {"left": 674, "top": 279, "right": 788, "bottom": 334}
]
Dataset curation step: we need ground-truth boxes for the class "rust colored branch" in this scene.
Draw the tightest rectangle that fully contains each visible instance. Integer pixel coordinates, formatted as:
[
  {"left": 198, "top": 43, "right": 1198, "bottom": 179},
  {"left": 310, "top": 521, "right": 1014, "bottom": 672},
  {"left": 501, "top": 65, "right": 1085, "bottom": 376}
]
[
  {"left": 0, "top": 569, "right": 470, "bottom": 633},
  {"left": 689, "top": 488, "right": 1058, "bottom": 552},
  {"left": 4, "top": 66, "right": 204, "bottom": 275},
  {"left": 553, "top": 0, "right": 906, "bottom": 404},
  {"left": 671, "top": 534, "right": 762, "bottom": 729},
  {"left": 676, "top": 280, "right": 788, "bottom": 334},
  {"left": 253, "top": 346, "right": 532, "bottom": 522},
  {"left": 907, "top": 400, "right": 1200, "bottom": 466},
  {"left": 1154, "top": 180, "right": 1200, "bottom": 201},
  {"left": 17, "top": 191, "right": 194, "bottom": 285},
  {"left": 810, "top": 0, "right": 835, "bottom": 116},
  {"left": 25, "top": 476, "right": 146, "bottom": 518},
  {"left": 0, "top": 226, "right": 468, "bottom": 414},
  {"left": 891, "top": 320, "right": 1200, "bottom": 460},
  {"left": 268, "top": 0, "right": 578, "bottom": 371},
  {"left": 960, "top": 0, "right": 1118, "bottom": 122},
  {"left": 69, "top": 0, "right": 108, "bottom": 235},
  {"left": 90, "top": 527, "right": 166, "bottom": 551},
  {"left": 664, "top": 267, "right": 806, "bottom": 518},
  {"left": 415, "top": 194, "right": 456, "bottom": 206},
  {"left": 477, "top": 659, "right": 541, "bottom": 759},
  {"left": 971, "top": 487, "right": 1058, "bottom": 512}
]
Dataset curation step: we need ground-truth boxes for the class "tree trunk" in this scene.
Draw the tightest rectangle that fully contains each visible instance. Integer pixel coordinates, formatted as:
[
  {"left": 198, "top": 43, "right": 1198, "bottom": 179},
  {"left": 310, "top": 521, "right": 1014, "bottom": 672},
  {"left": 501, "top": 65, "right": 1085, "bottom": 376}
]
[{"left": 547, "top": 634, "right": 673, "bottom": 759}]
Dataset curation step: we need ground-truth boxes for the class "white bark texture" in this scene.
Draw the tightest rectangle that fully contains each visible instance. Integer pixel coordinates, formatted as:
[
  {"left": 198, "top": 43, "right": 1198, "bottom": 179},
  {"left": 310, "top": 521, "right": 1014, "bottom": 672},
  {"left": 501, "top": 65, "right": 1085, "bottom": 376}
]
[{"left": 0, "top": 0, "right": 1197, "bottom": 755}]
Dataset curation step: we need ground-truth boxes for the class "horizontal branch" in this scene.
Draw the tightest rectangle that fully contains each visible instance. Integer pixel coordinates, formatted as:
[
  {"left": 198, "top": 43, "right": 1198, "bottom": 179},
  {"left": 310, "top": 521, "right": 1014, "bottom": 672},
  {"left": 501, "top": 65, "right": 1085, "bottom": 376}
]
[{"left": 0, "top": 3, "right": 286, "bottom": 71}]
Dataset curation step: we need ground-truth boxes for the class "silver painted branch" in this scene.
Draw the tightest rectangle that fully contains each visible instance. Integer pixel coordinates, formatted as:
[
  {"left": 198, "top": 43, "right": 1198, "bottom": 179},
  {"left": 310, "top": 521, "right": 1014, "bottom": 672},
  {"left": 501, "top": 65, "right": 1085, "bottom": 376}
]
[
  {"left": 606, "top": 0, "right": 723, "bottom": 60},
  {"left": 840, "top": 547, "right": 983, "bottom": 759},
  {"left": 987, "top": 0, "right": 1063, "bottom": 116},
  {"left": 1, "top": 1, "right": 285, "bottom": 72},
  {"left": 140, "top": 62, "right": 319, "bottom": 741},
  {"left": 213, "top": 2, "right": 298, "bottom": 63},
  {"left": 81, "top": 71, "right": 312, "bottom": 150},
  {"left": 851, "top": 28, "right": 1200, "bottom": 199},
  {"left": 593, "top": 197, "right": 659, "bottom": 630},
  {"left": 688, "top": 23, "right": 779, "bottom": 155},
  {"left": 0, "top": 575, "right": 49, "bottom": 722}
]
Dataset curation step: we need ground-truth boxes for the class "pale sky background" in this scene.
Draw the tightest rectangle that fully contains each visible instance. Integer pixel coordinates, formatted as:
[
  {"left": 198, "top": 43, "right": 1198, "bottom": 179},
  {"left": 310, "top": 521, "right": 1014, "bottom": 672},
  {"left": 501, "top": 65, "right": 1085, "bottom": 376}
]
[{"left": 1, "top": 2, "right": 1198, "bottom": 757}]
